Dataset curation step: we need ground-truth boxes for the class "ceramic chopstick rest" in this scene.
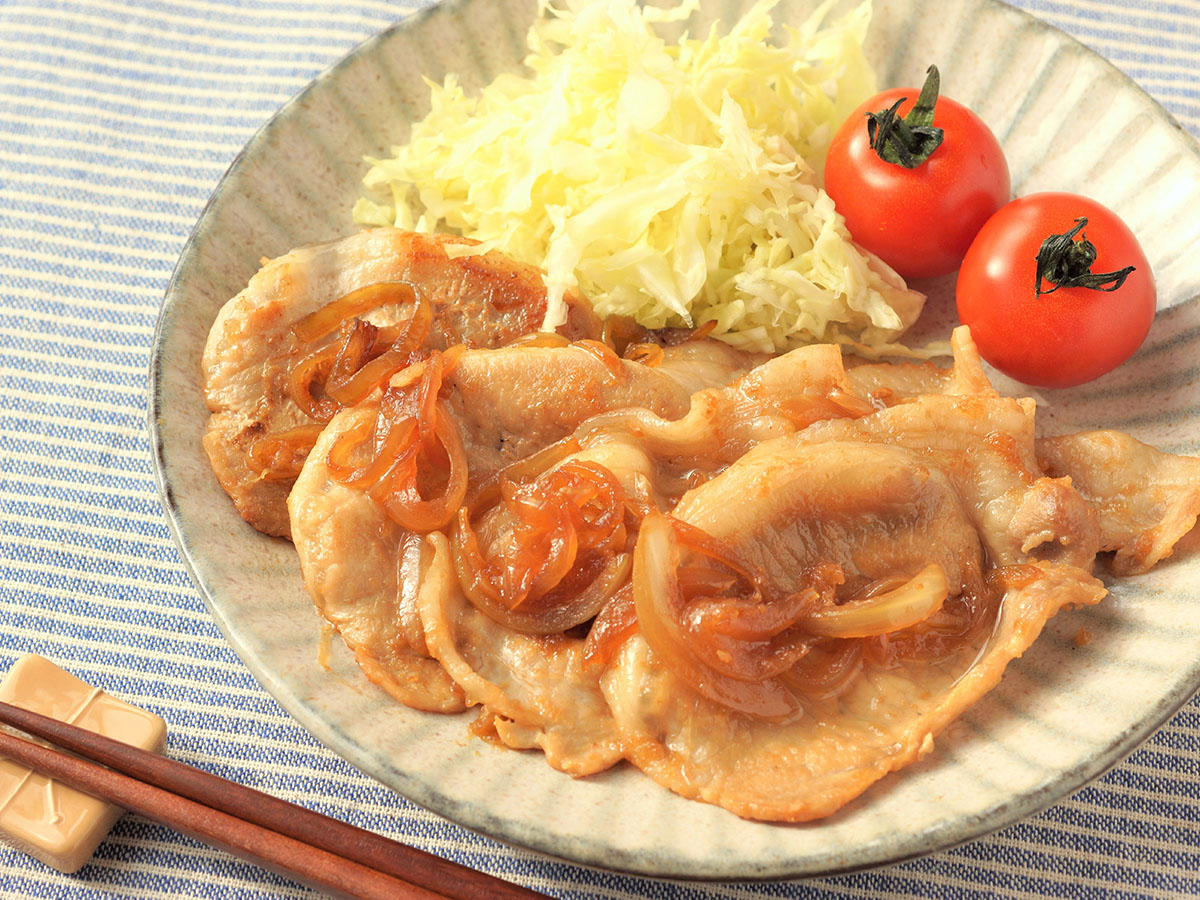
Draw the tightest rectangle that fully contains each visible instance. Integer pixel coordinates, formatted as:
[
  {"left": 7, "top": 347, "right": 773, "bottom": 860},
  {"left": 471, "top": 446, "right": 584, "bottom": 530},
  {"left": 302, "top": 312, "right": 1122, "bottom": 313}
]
[{"left": 0, "top": 654, "right": 167, "bottom": 873}]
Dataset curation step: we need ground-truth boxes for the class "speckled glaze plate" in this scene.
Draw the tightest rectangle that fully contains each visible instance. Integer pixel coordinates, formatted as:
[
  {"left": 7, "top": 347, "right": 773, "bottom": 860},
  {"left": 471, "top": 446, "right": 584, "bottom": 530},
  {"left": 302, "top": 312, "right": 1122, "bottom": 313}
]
[{"left": 150, "top": 0, "right": 1200, "bottom": 880}]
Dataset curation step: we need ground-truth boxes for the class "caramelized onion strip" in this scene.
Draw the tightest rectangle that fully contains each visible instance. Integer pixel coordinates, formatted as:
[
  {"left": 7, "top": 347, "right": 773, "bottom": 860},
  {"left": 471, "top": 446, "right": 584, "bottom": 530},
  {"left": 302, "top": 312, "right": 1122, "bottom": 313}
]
[
  {"left": 506, "top": 331, "right": 570, "bottom": 349},
  {"left": 574, "top": 339, "right": 626, "bottom": 380},
  {"left": 632, "top": 512, "right": 801, "bottom": 720},
  {"left": 468, "top": 437, "right": 583, "bottom": 514},
  {"left": 369, "top": 403, "right": 469, "bottom": 533},
  {"left": 451, "top": 461, "right": 633, "bottom": 634},
  {"left": 326, "top": 296, "right": 433, "bottom": 406},
  {"left": 326, "top": 319, "right": 378, "bottom": 393},
  {"left": 582, "top": 584, "right": 638, "bottom": 668},
  {"left": 453, "top": 510, "right": 631, "bottom": 634},
  {"left": 287, "top": 343, "right": 340, "bottom": 422},
  {"left": 600, "top": 315, "right": 646, "bottom": 356},
  {"left": 324, "top": 350, "right": 468, "bottom": 533},
  {"left": 326, "top": 415, "right": 416, "bottom": 489},
  {"left": 778, "top": 640, "right": 864, "bottom": 702},
  {"left": 800, "top": 564, "right": 949, "bottom": 639},
  {"left": 247, "top": 424, "right": 326, "bottom": 482},
  {"left": 624, "top": 342, "right": 664, "bottom": 368},
  {"left": 292, "top": 282, "right": 419, "bottom": 344}
]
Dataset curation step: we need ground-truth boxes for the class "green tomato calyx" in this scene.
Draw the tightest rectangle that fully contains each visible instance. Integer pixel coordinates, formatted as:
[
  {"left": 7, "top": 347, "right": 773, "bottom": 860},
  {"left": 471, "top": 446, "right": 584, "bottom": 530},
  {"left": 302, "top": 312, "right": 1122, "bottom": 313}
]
[
  {"left": 1035, "top": 217, "right": 1136, "bottom": 296},
  {"left": 866, "top": 65, "right": 945, "bottom": 169}
]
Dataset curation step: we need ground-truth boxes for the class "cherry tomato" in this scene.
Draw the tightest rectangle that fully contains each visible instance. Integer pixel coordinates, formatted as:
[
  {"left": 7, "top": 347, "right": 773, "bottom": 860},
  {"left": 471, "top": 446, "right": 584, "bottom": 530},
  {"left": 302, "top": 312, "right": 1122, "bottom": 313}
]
[
  {"left": 824, "top": 68, "right": 1010, "bottom": 280},
  {"left": 956, "top": 192, "right": 1155, "bottom": 389}
]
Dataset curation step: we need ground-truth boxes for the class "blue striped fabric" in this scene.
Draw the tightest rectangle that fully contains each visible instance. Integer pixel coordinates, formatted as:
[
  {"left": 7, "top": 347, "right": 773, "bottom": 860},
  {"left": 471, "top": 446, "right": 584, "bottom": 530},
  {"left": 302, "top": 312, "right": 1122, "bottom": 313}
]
[{"left": 1, "top": 0, "right": 1199, "bottom": 897}]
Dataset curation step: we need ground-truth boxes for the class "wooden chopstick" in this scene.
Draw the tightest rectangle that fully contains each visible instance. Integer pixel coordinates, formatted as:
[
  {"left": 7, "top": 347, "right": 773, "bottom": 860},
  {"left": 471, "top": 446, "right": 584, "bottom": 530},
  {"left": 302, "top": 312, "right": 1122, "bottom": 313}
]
[{"left": 0, "top": 701, "right": 549, "bottom": 900}]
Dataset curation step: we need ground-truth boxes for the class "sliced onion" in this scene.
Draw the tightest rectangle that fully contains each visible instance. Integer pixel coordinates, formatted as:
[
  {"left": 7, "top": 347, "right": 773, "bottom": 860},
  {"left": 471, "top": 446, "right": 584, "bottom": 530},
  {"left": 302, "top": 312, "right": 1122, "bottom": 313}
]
[
  {"left": 451, "top": 461, "right": 633, "bottom": 634},
  {"left": 368, "top": 402, "right": 469, "bottom": 532},
  {"left": 287, "top": 343, "right": 340, "bottom": 422},
  {"left": 573, "top": 339, "right": 627, "bottom": 380},
  {"left": 506, "top": 331, "right": 570, "bottom": 349},
  {"left": 326, "top": 297, "right": 433, "bottom": 406},
  {"left": 582, "top": 584, "right": 638, "bottom": 668},
  {"left": 623, "top": 342, "right": 664, "bottom": 368},
  {"left": 292, "top": 282, "right": 419, "bottom": 343},
  {"left": 414, "top": 349, "right": 446, "bottom": 444},
  {"left": 778, "top": 640, "right": 863, "bottom": 702},
  {"left": 246, "top": 424, "right": 326, "bottom": 481},
  {"left": 325, "top": 351, "right": 468, "bottom": 533},
  {"left": 327, "top": 414, "right": 416, "bottom": 489},
  {"left": 686, "top": 577, "right": 829, "bottom": 642},
  {"left": 867, "top": 577, "right": 997, "bottom": 664},
  {"left": 326, "top": 318, "right": 378, "bottom": 389},
  {"left": 454, "top": 514, "right": 631, "bottom": 634},
  {"left": 632, "top": 512, "right": 802, "bottom": 720},
  {"left": 600, "top": 315, "right": 647, "bottom": 356},
  {"left": 830, "top": 387, "right": 876, "bottom": 418},
  {"left": 468, "top": 436, "right": 582, "bottom": 514},
  {"left": 800, "top": 564, "right": 948, "bottom": 639},
  {"left": 670, "top": 525, "right": 835, "bottom": 683}
]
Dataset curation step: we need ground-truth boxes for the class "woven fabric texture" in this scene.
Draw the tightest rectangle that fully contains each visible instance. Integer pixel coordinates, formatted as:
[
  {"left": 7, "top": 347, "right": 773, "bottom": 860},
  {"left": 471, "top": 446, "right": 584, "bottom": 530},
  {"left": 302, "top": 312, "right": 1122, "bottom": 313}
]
[{"left": 0, "top": 0, "right": 1198, "bottom": 897}]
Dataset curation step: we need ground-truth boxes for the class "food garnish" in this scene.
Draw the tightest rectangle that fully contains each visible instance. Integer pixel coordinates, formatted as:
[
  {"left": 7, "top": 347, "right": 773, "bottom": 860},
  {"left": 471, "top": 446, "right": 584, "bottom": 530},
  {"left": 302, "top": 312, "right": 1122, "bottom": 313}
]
[
  {"left": 354, "top": 0, "right": 925, "bottom": 354},
  {"left": 956, "top": 192, "right": 1155, "bottom": 388},
  {"left": 824, "top": 64, "right": 1010, "bottom": 280}
]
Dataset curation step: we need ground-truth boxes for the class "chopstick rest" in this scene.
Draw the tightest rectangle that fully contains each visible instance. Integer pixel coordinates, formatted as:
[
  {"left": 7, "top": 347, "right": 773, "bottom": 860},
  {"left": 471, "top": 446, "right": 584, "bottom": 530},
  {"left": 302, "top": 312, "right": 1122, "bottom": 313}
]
[
  {"left": 0, "top": 662, "right": 548, "bottom": 900},
  {"left": 0, "top": 653, "right": 167, "bottom": 872}
]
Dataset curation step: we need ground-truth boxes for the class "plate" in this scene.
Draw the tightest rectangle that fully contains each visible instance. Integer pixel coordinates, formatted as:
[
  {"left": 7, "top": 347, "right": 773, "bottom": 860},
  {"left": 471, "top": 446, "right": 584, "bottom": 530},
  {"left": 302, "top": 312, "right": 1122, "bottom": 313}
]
[{"left": 150, "top": 0, "right": 1200, "bottom": 879}]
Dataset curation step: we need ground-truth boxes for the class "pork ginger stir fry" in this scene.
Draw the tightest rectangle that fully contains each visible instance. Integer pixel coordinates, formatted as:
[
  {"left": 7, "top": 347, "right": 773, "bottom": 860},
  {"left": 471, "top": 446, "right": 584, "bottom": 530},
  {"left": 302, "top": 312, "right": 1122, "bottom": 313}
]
[
  {"left": 275, "top": 318, "right": 1200, "bottom": 821},
  {"left": 202, "top": 231, "right": 1200, "bottom": 820}
]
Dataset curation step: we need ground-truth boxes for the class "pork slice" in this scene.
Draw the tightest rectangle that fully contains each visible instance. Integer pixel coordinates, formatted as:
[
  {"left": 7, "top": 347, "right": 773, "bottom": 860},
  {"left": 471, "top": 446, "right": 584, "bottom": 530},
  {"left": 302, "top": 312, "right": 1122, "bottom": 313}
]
[
  {"left": 287, "top": 403, "right": 465, "bottom": 713},
  {"left": 797, "top": 394, "right": 1101, "bottom": 570},
  {"left": 1038, "top": 430, "right": 1200, "bottom": 575},
  {"left": 442, "top": 345, "right": 701, "bottom": 483},
  {"left": 418, "top": 534, "right": 624, "bottom": 777},
  {"left": 844, "top": 325, "right": 997, "bottom": 406},
  {"left": 203, "top": 228, "right": 601, "bottom": 537},
  {"left": 603, "top": 560, "right": 1104, "bottom": 822},
  {"left": 602, "top": 435, "right": 1105, "bottom": 821}
]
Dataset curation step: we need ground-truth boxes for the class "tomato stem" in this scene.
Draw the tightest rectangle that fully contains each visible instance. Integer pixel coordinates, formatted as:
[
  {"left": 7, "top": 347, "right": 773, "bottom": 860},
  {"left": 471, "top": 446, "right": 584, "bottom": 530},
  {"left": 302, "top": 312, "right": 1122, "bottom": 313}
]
[
  {"left": 866, "top": 65, "right": 945, "bottom": 169},
  {"left": 1034, "top": 217, "right": 1136, "bottom": 296}
]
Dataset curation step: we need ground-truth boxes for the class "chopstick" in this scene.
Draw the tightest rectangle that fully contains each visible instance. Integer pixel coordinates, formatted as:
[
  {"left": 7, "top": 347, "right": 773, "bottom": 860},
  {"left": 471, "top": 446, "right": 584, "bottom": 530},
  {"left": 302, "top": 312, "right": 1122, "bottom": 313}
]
[{"left": 0, "top": 701, "right": 549, "bottom": 900}]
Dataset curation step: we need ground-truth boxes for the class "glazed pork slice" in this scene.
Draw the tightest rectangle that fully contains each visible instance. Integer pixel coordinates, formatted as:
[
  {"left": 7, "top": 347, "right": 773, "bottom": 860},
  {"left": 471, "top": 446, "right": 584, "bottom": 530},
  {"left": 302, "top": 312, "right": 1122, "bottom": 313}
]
[
  {"left": 1038, "top": 430, "right": 1200, "bottom": 575},
  {"left": 439, "top": 342, "right": 751, "bottom": 484},
  {"left": 843, "top": 326, "right": 997, "bottom": 405},
  {"left": 602, "top": 409, "right": 1108, "bottom": 821},
  {"left": 287, "top": 342, "right": 748, "bottom": 722},
  {"left": 604, "top": 555, "right": 1104, "bottom": 822},
  {"left": 288, "top": 398, "right": 467, "bottom": 714},
  {"left": 796, "top": 394, "right": 1101, "bottom": 570},
  {"left": 418, "top": 527, "right": 626, "bottom": 776},
  {"left": 203, "top": 227, "right": 601, "bottom": 538}
]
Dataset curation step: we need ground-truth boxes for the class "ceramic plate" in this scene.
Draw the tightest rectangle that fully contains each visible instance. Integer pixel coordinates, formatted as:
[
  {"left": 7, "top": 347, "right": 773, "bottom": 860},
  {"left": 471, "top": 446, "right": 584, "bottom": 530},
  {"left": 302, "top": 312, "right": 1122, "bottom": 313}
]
[{"left": 150, "top": 0, "right": 1200, "bottom": 879}]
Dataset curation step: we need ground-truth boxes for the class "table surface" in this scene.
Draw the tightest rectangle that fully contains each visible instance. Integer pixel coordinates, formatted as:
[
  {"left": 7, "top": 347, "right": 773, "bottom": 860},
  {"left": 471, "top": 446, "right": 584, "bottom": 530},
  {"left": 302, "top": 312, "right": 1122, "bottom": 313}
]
[{"left": 1, "top": 0, "right": 1199, "bottom": 897}]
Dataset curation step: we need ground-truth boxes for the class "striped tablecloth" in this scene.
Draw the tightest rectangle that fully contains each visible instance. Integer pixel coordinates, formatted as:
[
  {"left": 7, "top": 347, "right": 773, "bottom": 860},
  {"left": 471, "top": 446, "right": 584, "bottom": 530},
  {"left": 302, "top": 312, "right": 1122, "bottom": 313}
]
[{"left": 1, "top": 0, "right": 1198, "bottom": 897}]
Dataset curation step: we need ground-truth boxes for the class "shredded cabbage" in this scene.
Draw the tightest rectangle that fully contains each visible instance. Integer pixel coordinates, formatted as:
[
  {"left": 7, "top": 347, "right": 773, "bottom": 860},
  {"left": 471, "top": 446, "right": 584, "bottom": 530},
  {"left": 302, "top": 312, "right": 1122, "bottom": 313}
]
[{"left": 354, "top": 0, "right": 925, "bottom": 353}]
